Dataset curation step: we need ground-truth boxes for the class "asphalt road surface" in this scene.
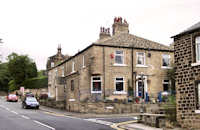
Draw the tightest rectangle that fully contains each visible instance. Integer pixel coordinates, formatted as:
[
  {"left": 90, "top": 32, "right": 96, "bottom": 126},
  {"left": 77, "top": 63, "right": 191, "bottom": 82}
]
[{"left": 0, "top": 96, "right": 115, "bottom": 130}]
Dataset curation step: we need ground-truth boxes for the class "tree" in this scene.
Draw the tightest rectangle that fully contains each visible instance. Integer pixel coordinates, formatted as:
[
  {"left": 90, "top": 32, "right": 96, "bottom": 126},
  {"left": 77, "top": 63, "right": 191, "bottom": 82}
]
[
  {"left": 7, "top": 53, "right": 37, "bottom": 89},
  {"left": 167, "top": 64, "right": 176, "bottom": 94},
  {"left": 0, "top": 63, "right": 11, "bottom": 92}
]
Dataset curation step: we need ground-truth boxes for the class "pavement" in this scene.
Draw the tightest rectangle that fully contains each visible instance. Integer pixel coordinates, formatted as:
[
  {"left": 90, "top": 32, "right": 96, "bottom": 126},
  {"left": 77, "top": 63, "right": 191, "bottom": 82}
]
[{"left": 39, "top": 105, "right": 164, "bottom": 130}]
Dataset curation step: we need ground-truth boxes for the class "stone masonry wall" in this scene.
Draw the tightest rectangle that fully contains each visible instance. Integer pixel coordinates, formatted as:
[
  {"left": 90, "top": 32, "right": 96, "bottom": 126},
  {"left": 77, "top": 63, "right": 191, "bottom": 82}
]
[{"left": 174, "top": 31, "right": 200, "bottom": 129}]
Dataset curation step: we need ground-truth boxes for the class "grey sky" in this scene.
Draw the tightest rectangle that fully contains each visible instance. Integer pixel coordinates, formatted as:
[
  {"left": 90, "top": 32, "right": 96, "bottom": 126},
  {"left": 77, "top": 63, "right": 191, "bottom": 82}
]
[{"left": 0, "top": 0, "right": 199, "bottom": 70}]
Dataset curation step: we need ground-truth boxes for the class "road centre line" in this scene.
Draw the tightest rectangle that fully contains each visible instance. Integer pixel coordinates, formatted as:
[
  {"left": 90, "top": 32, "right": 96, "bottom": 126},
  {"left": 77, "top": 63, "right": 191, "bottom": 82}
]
[
  {"left": 21, "top": 115, "right": 30, "bottom": 120},
  {"left": 33, "top": 120, "right": 55, "bottom": 130},
  {"left": 10, "top": 111, "right": 18, "bottom": 115}
]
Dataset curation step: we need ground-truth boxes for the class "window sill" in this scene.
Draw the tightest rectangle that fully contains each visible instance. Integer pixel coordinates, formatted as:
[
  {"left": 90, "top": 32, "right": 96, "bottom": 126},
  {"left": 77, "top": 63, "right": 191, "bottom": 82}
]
[
  {"left": 191, "top": 62, "right": 200, "bottom": 67},
  {"left": 195, "top": 110, "right": 200, "bottom": 114},
  {"left": 113, "top": 91, "right": 127, "bottom": 95},
  {"left": 71, "top": 71, "right": 76, "bottom": 74},
  {"left": 161, "top": 66, "right": 172, "bottom": 69},
  {"left": 136, "top": 65, "right": 148, "bottom": 68},
  {"left": 113, "top": 63, "right": 127, "bottom": 67},
  {"left": 91, "top": 91, "right": 102, "bottom": 94}
]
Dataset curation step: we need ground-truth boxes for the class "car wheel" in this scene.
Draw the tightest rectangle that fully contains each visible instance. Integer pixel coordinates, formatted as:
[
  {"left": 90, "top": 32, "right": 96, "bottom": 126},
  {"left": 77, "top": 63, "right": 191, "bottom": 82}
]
[{"left": 36, "top": 106, "right": 39, "bottom": 109}]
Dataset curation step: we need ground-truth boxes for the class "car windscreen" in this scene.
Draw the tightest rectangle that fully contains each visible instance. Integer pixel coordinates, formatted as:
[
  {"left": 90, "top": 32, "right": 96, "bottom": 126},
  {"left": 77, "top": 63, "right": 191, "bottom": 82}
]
[{"left": 26, "top": 98, "right": 37, "bottom": 102}]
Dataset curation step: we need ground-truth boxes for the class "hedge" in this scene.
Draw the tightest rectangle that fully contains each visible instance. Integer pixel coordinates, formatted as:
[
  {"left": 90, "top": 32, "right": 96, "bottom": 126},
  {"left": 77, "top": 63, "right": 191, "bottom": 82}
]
[{"left": 23, "top": 76, "right": 48, "bottom": 89}]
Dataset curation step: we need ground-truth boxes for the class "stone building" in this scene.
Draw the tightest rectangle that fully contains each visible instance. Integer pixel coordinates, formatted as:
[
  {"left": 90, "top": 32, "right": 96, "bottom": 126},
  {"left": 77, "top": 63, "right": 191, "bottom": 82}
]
[
  {"left": 48, "top": 17, "right": 174, "bottom": 111},
  {"left": 47, "top": 45, "right": 70, "bottom": 99},
  {"left": 172, "top": 21, "right": 200, "bottom": 129}
]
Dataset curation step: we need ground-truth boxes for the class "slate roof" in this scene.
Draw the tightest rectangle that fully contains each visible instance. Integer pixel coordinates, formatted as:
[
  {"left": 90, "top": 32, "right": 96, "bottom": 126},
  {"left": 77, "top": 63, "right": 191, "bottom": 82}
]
[
  {"left": 172, "top": 21, "right": 200, "bottom": 38},
  {"left": 95, "top": 33, "right": 173, "bottom": 51}
]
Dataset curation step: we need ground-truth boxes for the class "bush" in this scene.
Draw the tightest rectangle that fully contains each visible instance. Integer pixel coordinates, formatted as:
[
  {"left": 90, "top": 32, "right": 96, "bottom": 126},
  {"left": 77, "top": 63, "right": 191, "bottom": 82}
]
[
  {"left": 39, "top": 93, "right": 48, "bottom": 100},
  {"left": 23, "top": 76, "right": 47, "bottom": 89}
]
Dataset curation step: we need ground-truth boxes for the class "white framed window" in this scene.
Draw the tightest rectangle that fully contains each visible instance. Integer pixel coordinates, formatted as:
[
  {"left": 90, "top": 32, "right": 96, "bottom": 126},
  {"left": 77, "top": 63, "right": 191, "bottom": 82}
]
[
  {"left": 196, "top": 36, "right": 200, "bottom": 63},
  {"left": 82, "top": 55, "right": 85, "bottom": 68},
  {"left": 51, "top": 62, "right": 54, "bottom": 67},
  {"left": 61, "top": 66, "right": 64, "bottom": 77},
  {"left": 91, "top": 76, "right": 102, "bottom": 93},
  {"left": 163, "top": 79, "right": 170, "bottom": 91},
  {"left": 136, "top": 52, "right": 146, "bottom": 66},
  {"left": 162, "top": 54, "right": 170, "bottom": 68},
  {"left": 196, "top": 82, "right": 200, "bottom": 113},
  {"left": 115, "top": 50, "right": 124, "bottom": 64},
  {"left": 72, "top": 61, "right": 75, "bottom": 73},
  {"left": 55, "top": 69, "right": 58, "bottom": 77},
  {"left": 114, "top": 77, "right": 126, "bottom": 94}
]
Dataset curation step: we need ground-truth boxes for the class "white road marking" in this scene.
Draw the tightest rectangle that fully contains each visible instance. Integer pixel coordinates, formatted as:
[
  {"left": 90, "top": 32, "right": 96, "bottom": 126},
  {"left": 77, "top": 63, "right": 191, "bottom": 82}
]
[
  {"left": 10, "top": 111, "right": 18, "bottom": 115},
  {"left": 63, "top": 115, "right": 82, "bottom": 120},
  {"left": 6, "top": 108, "right": 10, "bottom": 111},
  {"left": 34, "top": 120, "right": 55, "bottom": 130},
  {"left": 84, "top": 119, "right": 114, "bottom": 126},
  {"left": 21, "top": 115, "right": 30, "bottom": 120}
]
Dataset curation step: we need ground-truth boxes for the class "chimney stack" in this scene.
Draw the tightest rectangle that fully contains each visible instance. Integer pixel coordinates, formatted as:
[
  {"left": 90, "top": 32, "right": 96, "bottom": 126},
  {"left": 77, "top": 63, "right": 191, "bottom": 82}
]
[
  {"left": 99, "top": 27, "right": 111, "bottom": 40},
  {"left": 112, "top": 17, "right": 129, "bottom": 35}
]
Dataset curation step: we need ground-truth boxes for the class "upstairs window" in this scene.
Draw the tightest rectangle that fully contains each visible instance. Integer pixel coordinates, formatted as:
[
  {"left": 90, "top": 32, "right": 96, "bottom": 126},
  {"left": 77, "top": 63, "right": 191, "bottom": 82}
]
[
  {"left": 51, "top": 62, "right": 54, "bottom": 67},
  {"left": 162, "top": 54, "right": 170, "bottom": 67},
  {"left": 82, "top": 55, "right": 85, "bottom": 68},
  {"left": 196, "top": 36, "right": 200, "bottom": 63},
  {"left": 61, "top": 66, "right": 64, "bottom": 77},
  {"left": 137, "top": 52, "right": 145, "bottom": 65},
  {"left": 71, "top": 80, "right": 74, "bottom": 91},
  {"left": 115, "top": 50, "right": 124, "bottom": 64},
  {"left": 115, "top": 77, "right": 125, "bottom": 92},
  {"left": 72, "top": 61, "right": 75, "bottom": 73},
  {"left": 91, "top": 76, "right": 102, "bottom": 93}
]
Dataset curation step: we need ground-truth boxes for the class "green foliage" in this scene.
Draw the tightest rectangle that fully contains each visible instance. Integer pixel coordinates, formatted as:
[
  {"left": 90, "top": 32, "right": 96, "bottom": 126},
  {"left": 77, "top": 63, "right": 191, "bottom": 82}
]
[
  {"left": 23, "top": 76, "right": 47, "bottom": 89},
  {"left": 7, "top": 53, "right": 38, "bottom": 86},
  {"left": 167, "top": 65, "right": 176, "bottom": 94},
  {"left": 8, "top": 80, "right": 18, "bottom": 91},
  {"left": 163, "top": 95, "right": 177, "bottom": 123},
  {"left": 0, "top": 63, "right": 12, "bottom": 92}
]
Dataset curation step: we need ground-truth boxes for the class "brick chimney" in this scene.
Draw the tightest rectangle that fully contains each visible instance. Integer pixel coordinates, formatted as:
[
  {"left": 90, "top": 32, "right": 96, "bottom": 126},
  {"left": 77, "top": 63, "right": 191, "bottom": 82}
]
[
  {"left": 112, "top": 17, "right": 129, "bottom": 35},
  {"left": 99, "top": 27, "right": 111, "bottom": 40}
]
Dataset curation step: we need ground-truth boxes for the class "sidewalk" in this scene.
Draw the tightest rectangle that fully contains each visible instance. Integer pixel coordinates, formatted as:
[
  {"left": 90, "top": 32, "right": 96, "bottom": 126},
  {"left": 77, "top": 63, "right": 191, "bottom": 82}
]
[
  {"left": 39, "top": 105, "right": 141, "bottom": 119},
  {"left": 121, "top": 123, "right": 163, "bottom": 130}
]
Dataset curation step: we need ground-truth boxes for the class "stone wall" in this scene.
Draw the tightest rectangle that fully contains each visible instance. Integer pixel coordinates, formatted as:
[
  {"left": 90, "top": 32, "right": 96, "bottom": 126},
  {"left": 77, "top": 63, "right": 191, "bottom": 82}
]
[{"left": 174, "top": 31, "right": 200, "bottom": 129}]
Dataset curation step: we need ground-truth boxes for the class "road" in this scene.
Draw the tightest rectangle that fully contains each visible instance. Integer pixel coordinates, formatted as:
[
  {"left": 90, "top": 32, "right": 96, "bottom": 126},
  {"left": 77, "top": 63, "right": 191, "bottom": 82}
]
[{"left": 0, "top": 96, "right": 136, "bottom": 130}]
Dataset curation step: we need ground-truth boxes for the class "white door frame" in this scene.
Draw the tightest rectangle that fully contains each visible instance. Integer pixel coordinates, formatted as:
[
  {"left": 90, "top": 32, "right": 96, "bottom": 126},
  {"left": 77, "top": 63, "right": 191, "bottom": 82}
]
[{"left": 136, "top": 75, "right": 148, "bottom": 99}]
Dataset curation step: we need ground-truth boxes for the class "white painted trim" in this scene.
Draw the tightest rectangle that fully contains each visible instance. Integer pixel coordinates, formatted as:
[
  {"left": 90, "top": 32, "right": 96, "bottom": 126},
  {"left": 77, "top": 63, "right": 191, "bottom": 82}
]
[
  {"left": 191, "top": 62, "right": 200, "bottom": 67},
  {"left": 114, "top": 50, "right": 124, "bottom": 64},
  {"left": 113, "top": 63, "right": 127, "bottom": 67},
  {"left": 136, "top": 65, "right": 148, "bottom": 68},
  {"left": 113, "top": 91, "right": 127, "bottom": 94},
  {"left": 195, "top": 110, "right": 200, "bottom": 114},
  {"left": 91, "top": 76, "right": 102, "bottom": 94},
  {"left": 114, "top": 77, "right": 126, "bottom": 94},
  {"left": 82, "top": 55, "right": 85, "bottom": 68},
  {"left": 161, "top": 66, "right": 172, "bottom": 69},
  {"left": 136, "top": 75, "right": 148, "bottom": 98},
  {"left": 136, "top": 52, "right": 146, "bottom": 66},
  {"left": 162, "top": 54, "right": 171, "bottom": 68}
]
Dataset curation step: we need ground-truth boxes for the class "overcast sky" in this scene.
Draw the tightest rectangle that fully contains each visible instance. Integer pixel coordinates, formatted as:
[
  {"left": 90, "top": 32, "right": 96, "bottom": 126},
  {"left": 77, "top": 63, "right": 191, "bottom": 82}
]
[{"left": 0, "top": 0, "right": 199, "bottom": 70}]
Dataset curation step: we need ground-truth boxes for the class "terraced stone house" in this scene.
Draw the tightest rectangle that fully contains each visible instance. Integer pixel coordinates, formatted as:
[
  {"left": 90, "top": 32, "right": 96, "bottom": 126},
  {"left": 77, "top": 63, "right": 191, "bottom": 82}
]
[
  {"left": 172, "top": 21, "right": 200, "bottom": 129},
  {"left": 47, "top": 17, "right": 174, "bottom": 112}
]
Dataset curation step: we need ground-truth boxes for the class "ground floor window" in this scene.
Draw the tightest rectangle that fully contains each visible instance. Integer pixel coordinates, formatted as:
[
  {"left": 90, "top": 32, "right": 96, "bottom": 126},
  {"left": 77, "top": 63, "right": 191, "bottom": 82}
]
[
  {"left": 115, "top": 77, "right": 124, "bottom": 92},
  {"left": 197, "top": 82, "right": 200, "bottom": 109},
  {"left": 163, "top": 79, "right": 170, "bottom": 91},
  {"left": 91, "top": 76, "right": 102, "bottom": 93}
]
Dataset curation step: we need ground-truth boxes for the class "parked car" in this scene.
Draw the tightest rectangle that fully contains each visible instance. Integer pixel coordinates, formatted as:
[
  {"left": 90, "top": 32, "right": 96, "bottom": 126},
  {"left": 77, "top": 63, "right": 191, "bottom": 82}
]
[
  {"left": 6, "top": 94, "right": 18, "bottom": 102},
  {"left": 22, "top": 97, "right": 39, "bottom": 109}
]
